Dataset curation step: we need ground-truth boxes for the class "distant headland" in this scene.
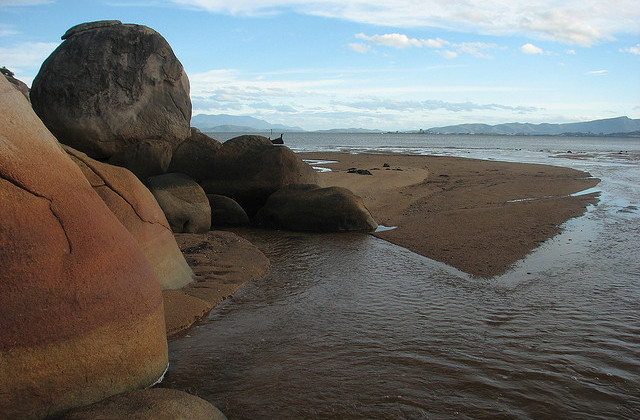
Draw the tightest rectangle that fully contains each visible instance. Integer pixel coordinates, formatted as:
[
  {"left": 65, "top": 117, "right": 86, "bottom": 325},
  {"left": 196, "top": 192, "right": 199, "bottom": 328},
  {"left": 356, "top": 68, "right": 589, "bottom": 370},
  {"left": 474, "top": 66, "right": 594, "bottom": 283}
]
[{"left": 192, "top": 114, "right": 640, "bottom": 137}]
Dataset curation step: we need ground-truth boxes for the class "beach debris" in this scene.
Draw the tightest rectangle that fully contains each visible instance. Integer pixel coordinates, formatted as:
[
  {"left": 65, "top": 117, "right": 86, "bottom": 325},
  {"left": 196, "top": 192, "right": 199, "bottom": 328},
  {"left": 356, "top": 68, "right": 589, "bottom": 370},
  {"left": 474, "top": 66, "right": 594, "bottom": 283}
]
[{"left": 347, "top": 168, "right": 373, "bottom": 175}]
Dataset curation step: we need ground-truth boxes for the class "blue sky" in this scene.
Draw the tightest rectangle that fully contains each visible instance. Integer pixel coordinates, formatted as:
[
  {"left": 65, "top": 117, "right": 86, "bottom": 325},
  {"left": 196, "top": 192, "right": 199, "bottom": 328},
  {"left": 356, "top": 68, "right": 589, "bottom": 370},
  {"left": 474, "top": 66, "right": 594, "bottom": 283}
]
[{"left": 1, "top": 0, "right": 639, "bottom": 130}]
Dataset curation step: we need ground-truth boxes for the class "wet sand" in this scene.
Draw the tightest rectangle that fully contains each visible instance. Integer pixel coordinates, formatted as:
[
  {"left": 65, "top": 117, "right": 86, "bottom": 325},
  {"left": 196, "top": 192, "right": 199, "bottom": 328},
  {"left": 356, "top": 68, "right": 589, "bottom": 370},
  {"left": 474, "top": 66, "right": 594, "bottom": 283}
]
[
  {"left": 163, "top": 231, "right": 270, "bottom": 337},
  {"left": 299, "top": 152, "right": 600, "bottom": 278}
]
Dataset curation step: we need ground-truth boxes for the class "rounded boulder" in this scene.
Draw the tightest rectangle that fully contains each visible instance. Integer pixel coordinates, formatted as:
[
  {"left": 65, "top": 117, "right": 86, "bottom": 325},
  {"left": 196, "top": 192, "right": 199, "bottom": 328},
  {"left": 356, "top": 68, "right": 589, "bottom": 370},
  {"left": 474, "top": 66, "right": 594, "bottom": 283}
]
[
  {"left": 147, "top": 173, "right": 211, "bottom": 233},
  {"left": 0, "top": 74, "right": 168, "bottom": 419},
  {"left": 256, "top": 183, "right": 378, "bottom": 232},
  {"left": 200, "top": 135, "right": 318, "bottom": 215},
  {"left": 30, "top": 20, "right": 191, "bottom": 159},
  {"left": 65, "top": 146, "right": 194, "bottom": 290}
]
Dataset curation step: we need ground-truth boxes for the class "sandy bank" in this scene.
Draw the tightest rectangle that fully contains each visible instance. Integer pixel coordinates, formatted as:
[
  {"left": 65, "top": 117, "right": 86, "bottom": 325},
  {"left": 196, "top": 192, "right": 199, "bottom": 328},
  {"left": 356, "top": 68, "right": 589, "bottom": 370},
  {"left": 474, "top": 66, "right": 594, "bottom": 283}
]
[
  {"left": 163, "top": 231, "right": 270, "bottom": 337},
  {"left": 299, "top": 152, "right": 600, "bottom": 278}
]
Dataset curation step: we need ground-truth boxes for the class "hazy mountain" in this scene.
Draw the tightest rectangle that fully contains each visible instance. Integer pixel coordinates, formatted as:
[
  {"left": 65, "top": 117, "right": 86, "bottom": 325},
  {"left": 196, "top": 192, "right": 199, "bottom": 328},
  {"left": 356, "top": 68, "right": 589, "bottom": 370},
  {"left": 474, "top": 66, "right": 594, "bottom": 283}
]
[
  {"left": 314, "top": 128, "right": 384, "bottom": 133},
  {"left": 426, "top": 116, "right": 640, "bottom": 136},
  {"left": 191, "top": 114, "right": 304, "bottom": 132}
]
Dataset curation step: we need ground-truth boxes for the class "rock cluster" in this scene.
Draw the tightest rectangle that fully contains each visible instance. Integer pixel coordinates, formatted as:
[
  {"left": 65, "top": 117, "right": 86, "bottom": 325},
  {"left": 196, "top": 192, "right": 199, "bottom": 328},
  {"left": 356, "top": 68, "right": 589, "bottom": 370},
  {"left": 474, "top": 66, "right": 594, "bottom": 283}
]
[{"left": 1, "top": 18, "right": 379, "bottom": 419}]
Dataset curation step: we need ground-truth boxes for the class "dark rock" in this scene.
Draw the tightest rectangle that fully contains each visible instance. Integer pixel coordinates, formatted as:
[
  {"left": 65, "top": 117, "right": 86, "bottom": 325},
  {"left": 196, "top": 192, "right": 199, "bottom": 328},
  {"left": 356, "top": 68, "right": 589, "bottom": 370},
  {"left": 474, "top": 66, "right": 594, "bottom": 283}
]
[
  {"left": 60, "top": 388, "right": 227, "bottom": 420},
  {"left": 168, "top": 127, "right": 223, "bottom": 181},
  {"left": 147, "top": 173, "right": 211, "bottom": 233},
  {"left": 347, "top": 168, "right": 373, "bottom": 175},
  {"left": 383, "top": 162, "right": 390, "bottom": 167},
  {"left": 256, "top": 183, "right": 378, "bottom": 232},
  {"left": 200, "top": 135, "right": 318, "bottom": 215},
  {"left": 108, "top": 139, "right": 173, "bottom": 179},
  {"left": 61, "top": 20, "right": 122, "bottom": 39},
  {"left": 30, "top": 21, "right": 191, "bottom": 159},
  {"left": 207, "top": 194, "right": 250, "bottom": 226}
]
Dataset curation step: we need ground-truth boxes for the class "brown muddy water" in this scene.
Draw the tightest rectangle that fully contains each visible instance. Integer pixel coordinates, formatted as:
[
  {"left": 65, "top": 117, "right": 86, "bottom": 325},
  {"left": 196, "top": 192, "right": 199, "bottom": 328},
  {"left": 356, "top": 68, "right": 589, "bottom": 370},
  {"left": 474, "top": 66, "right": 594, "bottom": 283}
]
[{"left": 163, "top": 138, "right": 639, "bottom": 419}]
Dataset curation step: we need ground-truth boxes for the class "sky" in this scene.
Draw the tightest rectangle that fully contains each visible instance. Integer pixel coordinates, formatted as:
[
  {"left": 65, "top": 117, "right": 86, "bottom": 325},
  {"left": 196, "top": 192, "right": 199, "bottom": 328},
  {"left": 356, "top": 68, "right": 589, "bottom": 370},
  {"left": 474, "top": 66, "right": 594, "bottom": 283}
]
[{"left": 1, "top": 0, "right": 639, "bottom": 131}]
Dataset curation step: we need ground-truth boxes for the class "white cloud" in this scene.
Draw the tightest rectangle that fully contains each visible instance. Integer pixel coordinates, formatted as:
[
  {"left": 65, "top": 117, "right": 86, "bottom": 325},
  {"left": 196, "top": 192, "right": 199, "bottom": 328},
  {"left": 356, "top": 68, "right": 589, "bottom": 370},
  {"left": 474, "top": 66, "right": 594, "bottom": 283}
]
[
  {"left": 354, "top": 33, "right": 498, "bottom": 58},
  {"left": 348, "top": 42, "right": 371, "bottom": 54},
  {"left": 0, "top": 41, "right": 59, "bottom": 67},
  {"left": 0, "top": 0, "right": 51, "bottom": 5},
  {"left": 619, "top": 44, "right": 640, "bottom": 55},
  {"left": 520, "top": 43, "right": 544, "bottom": 54},
  {"left": 440, "top": 50, "right": 458, "bottom": 59},
  {"left": 566, "top": 49, "right": 576, "bottom": 55},
  {"left": 587, "top": 70, "right": 608, "bottom": 75},
  {"left": 355, "top": 33, "right": 422, "bottom": 49},
  {"left": 170, "top": 0, "right": 640, "bottom": 46},
  {"left": 0, "top": 24, "right": 19, "bottom": 36}
]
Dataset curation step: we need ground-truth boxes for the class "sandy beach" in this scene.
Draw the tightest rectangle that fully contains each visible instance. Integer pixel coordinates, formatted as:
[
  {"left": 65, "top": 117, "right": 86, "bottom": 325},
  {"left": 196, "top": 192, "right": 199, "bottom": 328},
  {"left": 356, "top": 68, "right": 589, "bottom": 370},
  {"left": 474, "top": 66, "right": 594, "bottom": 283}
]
[{"left": 299, "top": 152, "right": 600, "bottom": 278}]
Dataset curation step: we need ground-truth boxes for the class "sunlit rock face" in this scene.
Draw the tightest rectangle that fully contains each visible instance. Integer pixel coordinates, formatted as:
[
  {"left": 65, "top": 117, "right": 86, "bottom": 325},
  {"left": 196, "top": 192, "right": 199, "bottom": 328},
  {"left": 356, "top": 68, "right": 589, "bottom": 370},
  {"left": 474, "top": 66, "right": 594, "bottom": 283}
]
[
  {"left": 65, "top": 145, "right": 194, "bottom": 290},
  {"left": 0, "top": 75, "right": 168, "bottom": 420}
]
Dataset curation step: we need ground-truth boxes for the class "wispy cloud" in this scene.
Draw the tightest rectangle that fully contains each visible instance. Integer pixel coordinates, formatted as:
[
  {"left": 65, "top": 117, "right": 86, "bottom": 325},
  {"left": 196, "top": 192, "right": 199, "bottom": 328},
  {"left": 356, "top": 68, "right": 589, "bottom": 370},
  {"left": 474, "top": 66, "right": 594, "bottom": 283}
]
[
  {"left": 348, "top": 42, "right": 370, "bottom": 54},
  {"left": 0, "top": 0, "right": 52, "bottom": 6},
  {"left": 520, "top": 43, "right": 544, "bottom": 54},
  {"left": 0, "top": 41, "right": 59, "bottom": 67},
  {"left": 332, "top": 98, "right": 540, "bottom": 113},
  {"left": 169, "top": 0, "right": 640, "bottom": 46},
  {"left": 619, "top": 44, "right": 640, "bottom": 55},
  {"left": 0, "top": 24, "right": 19, "bottom": 36},
  {"left": 355, "top": 33, "right": 425, "bottom": 49},
  {"left": 586, "top": 70, "right": 608, "bottom": 75},
  {"left": 353, "top": 33, "right": 499, "bottom": 58}
]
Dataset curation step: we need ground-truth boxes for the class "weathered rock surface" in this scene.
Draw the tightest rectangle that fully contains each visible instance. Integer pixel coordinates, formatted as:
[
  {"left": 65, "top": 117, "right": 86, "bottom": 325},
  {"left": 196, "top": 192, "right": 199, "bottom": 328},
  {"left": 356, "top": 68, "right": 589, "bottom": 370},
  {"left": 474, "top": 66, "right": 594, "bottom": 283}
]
[
  {"left": 65, "top": 146, "right": 194, "bottom": 290},
  {"left": 147, "top": 173, "right": 211, "bottom": 233},
  {"left": 200, "top": 135, "right": 318, "bottom": 215},
  {"left": 168, "top": 127, "right": 222, "bottom": 181},
  {"left": 1, "top": 66, "right": 29, "bottom": 101},
  {"left": 0, "top": 75, "right": 167, "bottom": 419},
  {"left": 256, "top": 183, "right": 378, "bottom": 232},
  {"left": 108, "top": 139, "right": 173, "bottom": 179},
  {"left": 60, "top": 388, "right": 227, "bottom": 420},
  {"left": 30, "top": 20, "right": 191, "bottom": 160},
  {"left": 208, "top": 194, "right": 250, "bottom": 226}
]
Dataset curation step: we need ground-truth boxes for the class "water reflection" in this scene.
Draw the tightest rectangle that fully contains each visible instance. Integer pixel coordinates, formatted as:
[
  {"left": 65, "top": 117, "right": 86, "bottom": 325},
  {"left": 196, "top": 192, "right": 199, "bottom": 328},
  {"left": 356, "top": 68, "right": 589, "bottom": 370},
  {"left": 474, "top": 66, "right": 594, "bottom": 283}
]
[{"left": 164, "top": 223, "right": 640, "bottom": 419}]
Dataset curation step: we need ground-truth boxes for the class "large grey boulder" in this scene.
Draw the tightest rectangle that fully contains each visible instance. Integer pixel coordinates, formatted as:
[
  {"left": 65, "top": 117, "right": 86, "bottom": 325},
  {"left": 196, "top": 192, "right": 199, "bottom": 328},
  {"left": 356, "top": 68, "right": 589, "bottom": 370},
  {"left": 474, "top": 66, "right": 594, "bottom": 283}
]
[
  {"left": 256, "top": 184, "right": 378, "bottom": 232},
  {"left": 147, "top": 173, "right": 211, "bottom": 233},
  {"left": 30, "top": 20, "right": 191, "bottom": 160},
  {"left": 168, "top": 127, "right": 222, "bottom": 181},
  {"left": 207, "top": 194, "right": 250, "bottom": 226},
  {"left": 200, "top": 135, "right": 318, "bottom": 215}
]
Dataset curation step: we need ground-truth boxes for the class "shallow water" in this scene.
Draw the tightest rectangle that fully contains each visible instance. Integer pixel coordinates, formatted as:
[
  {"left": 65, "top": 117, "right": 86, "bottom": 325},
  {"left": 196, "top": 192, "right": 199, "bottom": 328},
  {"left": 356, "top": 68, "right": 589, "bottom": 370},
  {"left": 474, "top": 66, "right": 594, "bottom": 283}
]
[{"left": 164, "top": 134, "right": 640, "bottom": 419}]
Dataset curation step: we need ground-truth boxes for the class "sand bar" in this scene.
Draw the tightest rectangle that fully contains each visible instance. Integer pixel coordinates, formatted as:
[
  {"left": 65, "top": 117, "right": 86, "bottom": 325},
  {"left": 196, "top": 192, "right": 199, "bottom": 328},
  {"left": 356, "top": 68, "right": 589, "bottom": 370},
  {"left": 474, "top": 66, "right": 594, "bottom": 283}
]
[{"left": 299, "top": 152, "right": 600, "bottom": 278}]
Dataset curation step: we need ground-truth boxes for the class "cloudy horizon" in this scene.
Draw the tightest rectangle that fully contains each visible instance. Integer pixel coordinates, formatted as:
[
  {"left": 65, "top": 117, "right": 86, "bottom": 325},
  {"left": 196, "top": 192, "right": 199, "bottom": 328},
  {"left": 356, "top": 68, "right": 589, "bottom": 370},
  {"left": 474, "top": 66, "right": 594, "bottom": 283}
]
[{"left": 1, "top": 0, "right": 639, "bottom": 130}]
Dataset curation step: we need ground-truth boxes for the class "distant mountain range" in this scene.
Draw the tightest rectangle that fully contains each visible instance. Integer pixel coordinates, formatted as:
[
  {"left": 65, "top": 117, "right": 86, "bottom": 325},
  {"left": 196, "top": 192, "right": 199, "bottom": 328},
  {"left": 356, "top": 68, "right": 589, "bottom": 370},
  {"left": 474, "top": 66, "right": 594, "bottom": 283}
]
[
  {"left": 191, "top": 114, "right": 640, "bottom": 136},
  {"left": 191, "top": 114, "right": 303, "bottom": 132},
  {"left": 425, "top": 116, "right": 640, "bottom": 136}
]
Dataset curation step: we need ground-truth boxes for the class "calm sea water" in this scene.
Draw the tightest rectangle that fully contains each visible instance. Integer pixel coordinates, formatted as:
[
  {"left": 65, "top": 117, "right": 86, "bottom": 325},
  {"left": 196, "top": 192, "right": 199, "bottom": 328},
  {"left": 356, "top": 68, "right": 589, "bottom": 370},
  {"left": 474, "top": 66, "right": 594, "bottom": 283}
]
[{"left": 164, "top": 133, "right": 640, "bottom": 419}]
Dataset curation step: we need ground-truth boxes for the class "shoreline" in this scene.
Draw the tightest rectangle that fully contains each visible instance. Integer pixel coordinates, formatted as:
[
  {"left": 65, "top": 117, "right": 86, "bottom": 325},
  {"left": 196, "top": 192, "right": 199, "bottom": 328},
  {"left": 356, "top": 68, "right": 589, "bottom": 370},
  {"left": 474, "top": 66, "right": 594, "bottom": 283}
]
[
  {"left": 164, "top": 152, "right": 600, "bottom": 336},
  {"left": 299, "top": 151, "right": 600, "bottom": 278}
]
